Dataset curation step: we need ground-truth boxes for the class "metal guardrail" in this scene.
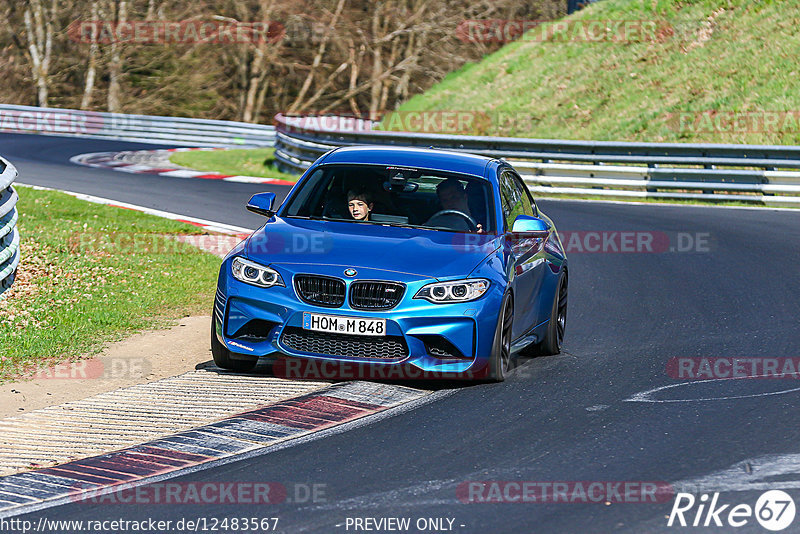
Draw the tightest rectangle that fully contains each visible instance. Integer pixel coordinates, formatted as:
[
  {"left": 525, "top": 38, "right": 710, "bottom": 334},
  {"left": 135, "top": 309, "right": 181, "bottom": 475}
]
[
  {"left": 0, "top": 157, "right": 20, "bottom": 298},
  {"left": 0, "top": 104, "right": 275, "bottom": 147},
  {"left": 3, "top": 104, "right": 798, "bottom": 206},
  {"left": 273, "top": 113, "right": 800, "bottom": 206}
]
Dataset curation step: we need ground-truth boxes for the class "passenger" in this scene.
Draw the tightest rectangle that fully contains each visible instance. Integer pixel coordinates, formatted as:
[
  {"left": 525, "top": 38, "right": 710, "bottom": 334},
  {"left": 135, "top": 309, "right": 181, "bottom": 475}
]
[
  {"left": 347, "top": 189, "right": 374, "bottom": 221},
  {"left": 435, "top": 178, "right": 484, "bottom": 232}
]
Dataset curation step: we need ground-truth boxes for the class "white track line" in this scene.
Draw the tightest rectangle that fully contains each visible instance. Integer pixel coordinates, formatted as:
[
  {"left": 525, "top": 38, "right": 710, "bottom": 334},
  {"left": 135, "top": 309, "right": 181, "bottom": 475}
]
[
  {"left": 623, "top": 377, "right": 800, "bottom": 403},
  {"left": 69, "top": 149, "right": 294, "bottom": 185},
  {"left": 16, "top": 183, "right": 255, "bottom": 235}
]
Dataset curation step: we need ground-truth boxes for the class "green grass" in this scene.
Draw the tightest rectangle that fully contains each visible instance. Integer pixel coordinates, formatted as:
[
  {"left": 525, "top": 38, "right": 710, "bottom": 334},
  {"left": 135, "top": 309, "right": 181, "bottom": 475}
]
[
  {"left": 0, "top": 187, "right": 223, "bottom": 382},
  {"left": 169, "top": 148, "right": 299, "bottom": 182},
  {"left": 389, "top": 0, "right": 800, "bottom": 145}
]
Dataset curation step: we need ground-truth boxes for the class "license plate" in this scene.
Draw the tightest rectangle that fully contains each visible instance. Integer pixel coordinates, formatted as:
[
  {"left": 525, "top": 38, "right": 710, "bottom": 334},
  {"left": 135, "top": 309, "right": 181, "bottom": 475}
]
[{"left": 302, "top": 313, "right": 386, "bottom": 336}]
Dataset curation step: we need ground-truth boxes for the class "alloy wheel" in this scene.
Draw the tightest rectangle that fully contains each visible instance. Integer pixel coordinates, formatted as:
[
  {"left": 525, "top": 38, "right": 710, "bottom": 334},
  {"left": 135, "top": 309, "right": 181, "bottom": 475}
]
[
  {"left": 500, "top": 296, "right": 514, "bottom": 373},
  {"left": 556, "top": 277, "right": 568, "bottom": 348}
]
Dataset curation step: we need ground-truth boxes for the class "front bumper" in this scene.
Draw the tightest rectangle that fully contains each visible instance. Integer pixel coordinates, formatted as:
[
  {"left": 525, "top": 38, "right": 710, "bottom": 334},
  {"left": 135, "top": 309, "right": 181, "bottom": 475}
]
[{"left": 214, "top": 261, "right": 504, "bottom": 377}]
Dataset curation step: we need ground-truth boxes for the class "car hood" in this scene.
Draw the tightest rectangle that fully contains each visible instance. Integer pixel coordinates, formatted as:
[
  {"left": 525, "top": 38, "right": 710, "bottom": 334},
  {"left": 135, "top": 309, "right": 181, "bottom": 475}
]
[{"left": 244, "top": 217, "right": 500, "bottom": 280}]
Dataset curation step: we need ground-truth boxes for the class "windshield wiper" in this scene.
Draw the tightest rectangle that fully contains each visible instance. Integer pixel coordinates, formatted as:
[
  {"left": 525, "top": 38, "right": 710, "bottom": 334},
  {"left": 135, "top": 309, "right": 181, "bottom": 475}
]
[
  {"left": 377, "top": 222, "right": 415, "bottom": 229},
  {"left": 289, "top": 215, "right": 326, "bottom": 221}
]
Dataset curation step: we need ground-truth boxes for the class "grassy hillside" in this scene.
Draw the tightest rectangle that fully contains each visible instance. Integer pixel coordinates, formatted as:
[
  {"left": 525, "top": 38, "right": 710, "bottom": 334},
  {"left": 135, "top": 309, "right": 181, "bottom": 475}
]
[{"left": 391, "top": 0, "right": 800, "bottom": 145}]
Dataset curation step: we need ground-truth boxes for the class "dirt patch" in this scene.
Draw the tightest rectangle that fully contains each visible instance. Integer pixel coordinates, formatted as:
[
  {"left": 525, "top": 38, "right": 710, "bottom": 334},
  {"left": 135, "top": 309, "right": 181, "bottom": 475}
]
[{"left": 0, "top": 315, "right": 213, "bottom": 418}]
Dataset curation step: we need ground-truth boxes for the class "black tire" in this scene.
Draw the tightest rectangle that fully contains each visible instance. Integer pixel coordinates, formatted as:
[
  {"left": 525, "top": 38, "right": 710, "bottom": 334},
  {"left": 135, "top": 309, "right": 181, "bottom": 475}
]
[
  {"left": 211, "top": 319, "right": 258, "bottom": 372},
  {"left": 487, "top": 293, "right": 514, "bottom": 382},
  {"left": 529, "top": 270, "right": 567, "bottom": 356}
]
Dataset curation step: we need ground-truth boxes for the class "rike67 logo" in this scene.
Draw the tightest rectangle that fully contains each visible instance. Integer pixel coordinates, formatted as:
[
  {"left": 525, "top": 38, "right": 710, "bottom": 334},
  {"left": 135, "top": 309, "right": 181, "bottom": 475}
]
[{"left": 668, "top": 490, "right": 796, "bottom": 531}]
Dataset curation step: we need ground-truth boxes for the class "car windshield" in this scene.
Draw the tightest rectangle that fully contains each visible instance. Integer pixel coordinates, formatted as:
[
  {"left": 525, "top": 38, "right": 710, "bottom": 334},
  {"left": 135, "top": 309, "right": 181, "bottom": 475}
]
[{"left": 282, "top": 164, "right": 495, "bottom": 233}]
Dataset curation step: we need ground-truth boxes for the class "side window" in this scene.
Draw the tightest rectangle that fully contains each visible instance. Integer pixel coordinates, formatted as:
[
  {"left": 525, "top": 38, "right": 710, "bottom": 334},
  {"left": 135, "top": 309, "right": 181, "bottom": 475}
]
[
  {"left": 510, "top": 173, "right": 536, "bottom": 217},
  {"left": 500, "top": 171, "right": 523, "bottom": 230},
  {"left": 285, "top": 168, "right": 326, "bottom": 216}
]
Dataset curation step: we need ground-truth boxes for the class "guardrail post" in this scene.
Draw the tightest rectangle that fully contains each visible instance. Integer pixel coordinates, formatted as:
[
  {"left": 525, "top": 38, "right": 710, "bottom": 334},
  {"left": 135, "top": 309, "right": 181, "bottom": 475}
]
[{"left": 645, "top": 162, "right": 658, "bottom": 193}]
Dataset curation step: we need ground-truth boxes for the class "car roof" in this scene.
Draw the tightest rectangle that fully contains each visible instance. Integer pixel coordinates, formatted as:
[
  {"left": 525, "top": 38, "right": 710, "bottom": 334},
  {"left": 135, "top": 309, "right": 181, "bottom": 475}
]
[{"left": 319, "top": 145, "right": 497, "bottom": 177}]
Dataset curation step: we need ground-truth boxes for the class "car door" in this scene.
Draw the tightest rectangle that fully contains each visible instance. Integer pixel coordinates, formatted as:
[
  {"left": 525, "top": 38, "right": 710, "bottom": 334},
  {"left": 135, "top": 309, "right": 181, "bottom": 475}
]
[{"left": 501, "top": 169, "right": 546, "bottom": 339}]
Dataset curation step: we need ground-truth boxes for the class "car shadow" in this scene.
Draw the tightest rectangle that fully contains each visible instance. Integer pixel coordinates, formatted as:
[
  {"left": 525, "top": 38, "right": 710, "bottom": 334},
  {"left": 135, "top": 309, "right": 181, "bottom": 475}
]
[
  {"left": 194, "top": 357, "right": 493, "bottom": 391},
  {"left": 194, "top": 349, "right": 569, "bottom": 390}
]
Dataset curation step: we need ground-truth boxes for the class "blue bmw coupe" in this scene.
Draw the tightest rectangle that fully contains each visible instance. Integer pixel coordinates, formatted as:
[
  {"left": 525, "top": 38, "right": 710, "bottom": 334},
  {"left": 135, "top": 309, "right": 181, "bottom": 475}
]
[{"left": 212, "top": 146, "right": 568, "bottom": 381}]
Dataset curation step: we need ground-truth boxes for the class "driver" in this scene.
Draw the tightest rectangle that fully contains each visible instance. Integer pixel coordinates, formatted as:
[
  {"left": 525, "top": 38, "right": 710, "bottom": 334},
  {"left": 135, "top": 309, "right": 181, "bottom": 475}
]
[
  {"left": 436, "top": 178, "right": 483, "bottom": 232},
  {"left": 347, "top": 189, "right": 374, "bottom": 221}
]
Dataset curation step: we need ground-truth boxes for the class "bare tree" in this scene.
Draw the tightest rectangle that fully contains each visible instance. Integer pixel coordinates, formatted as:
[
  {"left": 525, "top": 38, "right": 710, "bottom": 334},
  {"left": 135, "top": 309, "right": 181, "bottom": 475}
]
[
  {"left": 22, "top": 0, "right": 56, "bottom": 106},
  {"left": 0, "top": 0, "right": 564, "bottom": 118},
  {"left": 80, "top": 1, "right": 100, "bottom": 109},
  {"left": 286, "top": 0, "right": 347, "bottom": 113},
  {"left": 219, "top": 0, "right": 291, "bottom": 123},
  {"left": 105, "top": 0, "right": 128, "bottom": 113}
]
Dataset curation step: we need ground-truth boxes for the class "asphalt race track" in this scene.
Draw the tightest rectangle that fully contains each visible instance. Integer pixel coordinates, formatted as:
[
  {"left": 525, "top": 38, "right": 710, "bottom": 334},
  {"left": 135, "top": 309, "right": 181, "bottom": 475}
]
[
  {"left": 3, "top": 133, "right": 800, "bottom": 533},
  {"left": 1, "top": 133, "right": 283, "bottom": 230}
]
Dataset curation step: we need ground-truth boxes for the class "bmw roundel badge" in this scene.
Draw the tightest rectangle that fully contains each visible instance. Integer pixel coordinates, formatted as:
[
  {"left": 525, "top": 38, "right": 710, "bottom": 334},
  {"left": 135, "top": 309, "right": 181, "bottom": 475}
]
[{"left": 344, "top": 268, "right": 358, "bottom": 277}]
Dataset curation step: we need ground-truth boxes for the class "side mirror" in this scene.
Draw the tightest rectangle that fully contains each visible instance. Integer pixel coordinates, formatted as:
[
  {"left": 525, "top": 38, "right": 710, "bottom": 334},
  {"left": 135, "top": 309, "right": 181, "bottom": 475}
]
[
  {"left": 246, "top": 192, "right": 277, "bottom": 217},
  {"left": 511, "top": 215, "right": 549, "bottom": 238}
]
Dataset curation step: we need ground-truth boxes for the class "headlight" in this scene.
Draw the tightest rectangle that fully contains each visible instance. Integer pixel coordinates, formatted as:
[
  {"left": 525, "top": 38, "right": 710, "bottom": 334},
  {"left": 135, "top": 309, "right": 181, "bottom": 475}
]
[
  {"left": 231, "top": 257, "right": 284, "bottom": 288},
  {"left": 414, "top": 279, "right": 489, "bottom": 303}
]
